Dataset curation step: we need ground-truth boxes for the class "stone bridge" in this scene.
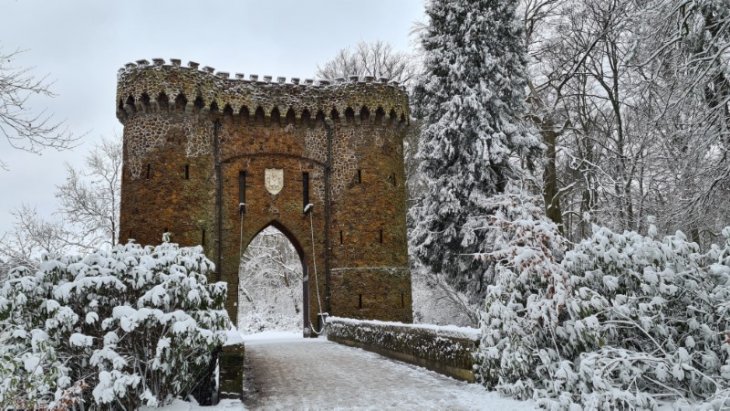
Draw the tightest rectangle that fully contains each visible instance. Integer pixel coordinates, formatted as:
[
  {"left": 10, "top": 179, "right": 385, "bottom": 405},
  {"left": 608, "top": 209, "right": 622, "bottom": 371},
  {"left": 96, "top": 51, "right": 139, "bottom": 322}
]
[{"left": 217, "top": 320, "right": 532, "bottom": 410}]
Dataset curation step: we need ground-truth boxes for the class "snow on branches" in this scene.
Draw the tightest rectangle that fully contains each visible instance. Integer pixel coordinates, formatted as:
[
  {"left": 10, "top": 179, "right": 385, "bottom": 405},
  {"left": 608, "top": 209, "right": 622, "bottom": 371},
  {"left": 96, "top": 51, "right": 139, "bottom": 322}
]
[
  {"left": 0, "top": 242, "right": 228, "bottom": 410},
  {"left": 477, "top": 215, "right": 730, "bottom": 409},
  {"left": 469, "top": 186, "right": 570, "bottom": 400},
  {"left": 410, "top": 0, "right": 542, "bottom": 304},
  {"left": 558, "top": 224, "right": 730, "bottom": 409}
]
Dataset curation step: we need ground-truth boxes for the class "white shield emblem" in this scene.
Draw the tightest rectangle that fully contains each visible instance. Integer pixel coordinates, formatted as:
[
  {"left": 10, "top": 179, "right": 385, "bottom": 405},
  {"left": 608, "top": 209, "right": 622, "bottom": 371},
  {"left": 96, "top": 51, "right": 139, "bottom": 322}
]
[{"left": 265, "top": 169, "right": 284, "bottom": 195}]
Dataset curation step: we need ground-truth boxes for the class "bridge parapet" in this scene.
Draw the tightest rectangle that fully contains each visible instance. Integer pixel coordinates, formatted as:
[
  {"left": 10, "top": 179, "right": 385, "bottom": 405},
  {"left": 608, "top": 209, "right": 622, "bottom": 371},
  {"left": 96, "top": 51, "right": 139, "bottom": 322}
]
[{"left": 326, "top": 317, "right": 479, "bottom": 382}]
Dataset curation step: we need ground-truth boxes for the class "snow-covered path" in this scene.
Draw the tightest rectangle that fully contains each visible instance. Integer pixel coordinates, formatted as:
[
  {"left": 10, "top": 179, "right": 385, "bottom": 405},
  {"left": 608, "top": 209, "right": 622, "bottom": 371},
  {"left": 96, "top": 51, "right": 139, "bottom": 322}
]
[{"left": 242, "top": 332, "right": 534, "bottom": 410}]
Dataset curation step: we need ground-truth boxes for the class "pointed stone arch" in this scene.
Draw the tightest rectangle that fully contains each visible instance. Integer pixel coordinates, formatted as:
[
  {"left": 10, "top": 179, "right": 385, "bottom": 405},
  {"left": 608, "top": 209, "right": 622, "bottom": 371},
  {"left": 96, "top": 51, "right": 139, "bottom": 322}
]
[
  {"left": 345, "top": 107, "right": 355, "bottom": 123},
  {"left": 375, "top": 106, "right": 385, "bottom": 124},
  {"left": 157, "top": 92, "right": 170, "bottom": 111},
  {"left": 270, "top": 107, "right": 282, "bottom": 126},
  {"left": 240, "top": 220, "right": 311, "bottom": 332},
  {"left": 359, "top": 106, "right": 370, "bottom": 121},
  {"left": 300, "top": 108, "right": 312, "bottom": 127},
  {"left": 174, "top": 93, "right": 188, "bottom": 111},
  {"left": 223, "top": 103, "right": 234, "bottom": 117},
  {"left": 193, "top": 95, "right": 205, "bottom": 111},
  {"left": 239, "top": 106, "right": 250, "bottom": 122},
  {"left": 246, "top": 220, "right": 306, "bottom": 269},
  {"left": 315, "top": 110, "right": 326, "bottom": 124},
  {"left": 140, "top": 93, "right": 151, "bottom": 112},
  {"left": 285, "top": 107, "right": 297, "bottom": 125},
  {"left": 254, "top": 106, "right": 266, "bottom": 125},
  {"left": 388, "top": 109, "right": 398, "bottom": 124},
  {"left": 125, "top": 95, "right": 136, "bottom": 113}
]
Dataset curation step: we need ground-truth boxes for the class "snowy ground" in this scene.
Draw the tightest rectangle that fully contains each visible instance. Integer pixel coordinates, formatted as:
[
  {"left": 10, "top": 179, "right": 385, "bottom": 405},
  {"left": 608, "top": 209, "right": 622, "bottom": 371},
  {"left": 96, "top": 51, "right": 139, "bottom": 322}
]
[
  {"left": 147, "top": 330, "right": 534, "bottom": 410},
  {"left": 143, "top": 399, "right": 246, "bottom": 411},
  {"left": 241, "top": 330, "right": 534, "bottom": 410}
]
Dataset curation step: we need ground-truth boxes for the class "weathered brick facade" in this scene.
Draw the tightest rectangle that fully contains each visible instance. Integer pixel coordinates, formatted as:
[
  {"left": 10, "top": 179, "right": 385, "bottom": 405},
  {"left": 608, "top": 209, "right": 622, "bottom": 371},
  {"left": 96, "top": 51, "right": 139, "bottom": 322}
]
[{"left": 116, "top": 59, "right": 413, "bottom": 331}]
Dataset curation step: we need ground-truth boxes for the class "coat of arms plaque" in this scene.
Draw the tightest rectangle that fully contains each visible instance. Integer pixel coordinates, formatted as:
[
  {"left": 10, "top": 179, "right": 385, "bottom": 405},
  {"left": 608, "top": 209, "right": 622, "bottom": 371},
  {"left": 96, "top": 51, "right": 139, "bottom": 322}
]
[{"left": 265, "top": 168, "right": 284, "bottom": 195}]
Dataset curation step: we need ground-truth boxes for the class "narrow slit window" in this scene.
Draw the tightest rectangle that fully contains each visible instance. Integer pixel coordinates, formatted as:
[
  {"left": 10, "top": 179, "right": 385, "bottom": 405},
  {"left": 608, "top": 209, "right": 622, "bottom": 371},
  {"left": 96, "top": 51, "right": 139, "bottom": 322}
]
[
  {"left": 302, "top": 172, "right": 310, "bottom": 212},
  {"left": 238, "top": 171, "right": 247, "bottom": 214},
  {"left": 391, "top": 172, "right": 397, "bottom": 186},
  {"left": 356, "top": 169, "right": 362, "bottom": 184},
  {"left": 339, "top": 230, "right": 344, "bottom": 245},
  {"left": 358, "top": 294, "right": 363, "bottom": 309},
  {"left": 201, "top": 228, "right": 206, "bottom": 246},
  {"left": 184, "top": 164, "right": 190, "bottom": 180},
  {"left": 146, "top": 164, "right": 151, "bottom": 180},
  {"left": 379, "top": 229, "right": 384, "bottom": 244}
]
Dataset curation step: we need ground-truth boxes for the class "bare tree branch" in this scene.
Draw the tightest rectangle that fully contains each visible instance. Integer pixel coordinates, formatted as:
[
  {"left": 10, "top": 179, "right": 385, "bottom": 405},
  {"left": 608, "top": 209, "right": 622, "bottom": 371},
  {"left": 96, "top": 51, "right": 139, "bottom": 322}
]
[
  {"left": 0, "top": 47, "right": 79, "bottom": 167},
  {"left": 316, "top": 40, "right": 418, "bottom": 88}
]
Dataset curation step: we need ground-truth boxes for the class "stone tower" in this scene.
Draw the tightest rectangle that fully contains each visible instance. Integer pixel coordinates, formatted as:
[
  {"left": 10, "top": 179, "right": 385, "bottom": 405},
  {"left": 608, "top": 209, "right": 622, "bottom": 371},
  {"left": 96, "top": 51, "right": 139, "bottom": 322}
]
[{"left": 116, "top": 58, "right": 412, "bottom": 331}]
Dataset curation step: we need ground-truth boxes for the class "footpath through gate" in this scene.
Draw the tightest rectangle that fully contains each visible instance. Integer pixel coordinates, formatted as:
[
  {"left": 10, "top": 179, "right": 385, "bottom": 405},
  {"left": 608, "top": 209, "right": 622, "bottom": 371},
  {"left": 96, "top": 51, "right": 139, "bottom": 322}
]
[{"left": 240, "top": 331, "right": 533, "bottom": 410}]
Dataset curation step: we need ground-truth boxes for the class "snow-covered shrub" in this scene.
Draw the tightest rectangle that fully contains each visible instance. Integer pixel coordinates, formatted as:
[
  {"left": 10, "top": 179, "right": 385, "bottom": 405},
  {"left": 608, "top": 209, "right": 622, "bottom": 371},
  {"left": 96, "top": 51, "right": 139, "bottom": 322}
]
[
  {"left": 477, "top": 216, "right": 730, "bottom": 409},
  {"left": 470, "top": 187, "right": 570, "bottom": 400},
  {"left": 559, "top": 224, "right": 729, "bottom": 409},
  {"left": 0, "top": 242, "right": 228, "bottom": 410}
]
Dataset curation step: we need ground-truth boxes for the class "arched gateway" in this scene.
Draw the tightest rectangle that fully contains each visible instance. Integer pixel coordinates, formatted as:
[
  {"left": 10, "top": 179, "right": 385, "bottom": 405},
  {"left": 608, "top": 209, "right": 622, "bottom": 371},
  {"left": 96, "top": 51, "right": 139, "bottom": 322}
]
[{"left": 116, "top": 59, "right": 413, "bottom": 333}]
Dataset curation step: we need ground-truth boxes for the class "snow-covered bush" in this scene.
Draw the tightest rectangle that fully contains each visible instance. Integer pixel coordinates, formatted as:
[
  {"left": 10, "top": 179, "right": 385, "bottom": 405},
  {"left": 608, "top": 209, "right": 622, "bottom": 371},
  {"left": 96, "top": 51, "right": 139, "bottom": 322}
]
[
  {"left": 477, "top": 217, "right": 730, "bottom": 409},
  {"left": 558, "top": 224, "right": 730, "bottom": 409},
  {"left": 0, "top": 242, "right": 228, "bottom": 410},
  {"left": 471, "top": 187, "right": 570, "bottom": 400}
]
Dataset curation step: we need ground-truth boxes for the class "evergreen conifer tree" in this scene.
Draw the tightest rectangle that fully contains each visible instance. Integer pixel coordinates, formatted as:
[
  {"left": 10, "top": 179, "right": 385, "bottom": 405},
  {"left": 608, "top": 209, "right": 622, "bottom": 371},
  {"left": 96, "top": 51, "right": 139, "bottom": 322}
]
[{"left": 410, "top": 0, "right": 542, "bottom": 299}]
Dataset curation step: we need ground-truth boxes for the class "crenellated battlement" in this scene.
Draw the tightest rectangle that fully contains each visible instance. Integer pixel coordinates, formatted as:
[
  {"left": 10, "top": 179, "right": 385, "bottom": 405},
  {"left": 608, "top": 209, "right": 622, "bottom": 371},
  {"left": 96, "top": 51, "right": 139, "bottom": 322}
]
[{"left": 116, "top": 58, "right": 410, "bottom": 125}]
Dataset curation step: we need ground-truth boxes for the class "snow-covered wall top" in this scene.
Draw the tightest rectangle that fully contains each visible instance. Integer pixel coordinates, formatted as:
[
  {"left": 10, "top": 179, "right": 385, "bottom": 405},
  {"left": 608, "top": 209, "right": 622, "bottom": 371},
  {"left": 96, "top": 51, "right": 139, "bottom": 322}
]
[
  {"left": 326, "top": 316, "right": 479, "bottom": 382},
  {"left": 327, "top": 316, "right": 480, "bottom": 341},
  {"left": 116, "top": 58, "right": 410, "bottom": 124}
]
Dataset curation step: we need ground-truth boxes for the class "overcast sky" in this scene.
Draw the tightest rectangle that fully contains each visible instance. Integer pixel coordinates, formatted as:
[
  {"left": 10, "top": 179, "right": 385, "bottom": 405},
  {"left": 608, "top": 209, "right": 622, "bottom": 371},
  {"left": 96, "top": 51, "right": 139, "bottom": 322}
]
[{"left": 0, "top": 0, "right": 424, "bottom": 234}]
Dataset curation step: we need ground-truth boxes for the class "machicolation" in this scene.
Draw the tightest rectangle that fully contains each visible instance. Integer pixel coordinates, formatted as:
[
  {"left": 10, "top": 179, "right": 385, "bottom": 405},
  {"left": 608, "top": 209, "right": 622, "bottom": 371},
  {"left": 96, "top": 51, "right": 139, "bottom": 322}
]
[
  {"left": 117, "top": 58, "right": 409, "bottom": 125},
  {"left": 117, "top": 58, "right": 413, "bottom": 332}
]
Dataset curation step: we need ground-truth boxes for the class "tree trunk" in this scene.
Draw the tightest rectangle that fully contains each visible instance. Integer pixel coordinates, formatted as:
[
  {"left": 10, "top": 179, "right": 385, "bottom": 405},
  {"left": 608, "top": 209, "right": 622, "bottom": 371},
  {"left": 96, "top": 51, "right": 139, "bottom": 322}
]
[{"left": 542, "top": 123, "right": 564, "bottom": 232}]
